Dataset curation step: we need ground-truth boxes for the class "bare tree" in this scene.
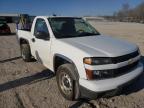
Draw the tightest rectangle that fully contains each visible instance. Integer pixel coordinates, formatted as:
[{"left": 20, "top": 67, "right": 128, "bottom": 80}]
[
  {"left": 114, "top": 2, "right": 144, "bottom": 22},
  {"left": 135, "top": 2, "right": 144, "bottom": 17},
  {"left": 115, "top": 3, "right": 130, "bottom": 19}
]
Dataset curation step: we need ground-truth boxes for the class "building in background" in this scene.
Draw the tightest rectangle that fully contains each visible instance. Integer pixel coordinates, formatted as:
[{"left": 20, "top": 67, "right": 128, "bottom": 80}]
[{"left": 0, "top": 13, "right": 19, "bottom": 23}]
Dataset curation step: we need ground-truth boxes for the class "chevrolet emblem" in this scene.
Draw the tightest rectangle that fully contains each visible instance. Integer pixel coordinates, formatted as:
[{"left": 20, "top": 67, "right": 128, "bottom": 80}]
[{"left": 128, "top": 59, "right": 134, "bottom": 65}]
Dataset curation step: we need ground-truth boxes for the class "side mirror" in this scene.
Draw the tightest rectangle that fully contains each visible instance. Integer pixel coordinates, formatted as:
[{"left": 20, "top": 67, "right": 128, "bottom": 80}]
[{"left": 35, "top": 31, "right": 49, "bottom": 40}]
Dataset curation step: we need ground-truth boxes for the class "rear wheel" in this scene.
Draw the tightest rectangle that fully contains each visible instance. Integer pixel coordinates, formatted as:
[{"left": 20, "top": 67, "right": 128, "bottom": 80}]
[
  {"left": 56, "top": 64, "right": 80, "bottom": 100},
  {"left": 20, "top": 44, "right": 32, "bottom": 62}
]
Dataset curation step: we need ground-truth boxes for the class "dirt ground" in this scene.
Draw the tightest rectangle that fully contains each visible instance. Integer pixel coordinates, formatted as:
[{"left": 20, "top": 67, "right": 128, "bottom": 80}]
[{"left": 0, "top": 22, "right": 144, "bottom": 108}]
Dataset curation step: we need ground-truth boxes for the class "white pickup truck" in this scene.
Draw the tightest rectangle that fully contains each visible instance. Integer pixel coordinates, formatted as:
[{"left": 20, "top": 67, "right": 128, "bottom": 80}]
[{"left": 17, "top": 16, "right": 143, "bottom": 100}]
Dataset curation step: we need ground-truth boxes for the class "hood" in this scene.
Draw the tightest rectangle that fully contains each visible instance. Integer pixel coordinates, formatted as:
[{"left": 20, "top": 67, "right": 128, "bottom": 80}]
[{"left": 59, "top": 35, "right": 138, "bottom": 57}]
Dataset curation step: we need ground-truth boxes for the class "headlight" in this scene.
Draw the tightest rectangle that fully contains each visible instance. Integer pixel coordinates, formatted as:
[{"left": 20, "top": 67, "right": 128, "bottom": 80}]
[{"left": 83, "top": 57, "right": 112, "bottom": 65}]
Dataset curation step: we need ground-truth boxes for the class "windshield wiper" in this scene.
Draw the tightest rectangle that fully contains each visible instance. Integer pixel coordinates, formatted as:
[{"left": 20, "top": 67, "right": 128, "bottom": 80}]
[
  {"left": 78, "top": 32, "right": 100, "bottom": 36},
  {"left": 57, "top": 34, "right": 77, "bottom": 38}
]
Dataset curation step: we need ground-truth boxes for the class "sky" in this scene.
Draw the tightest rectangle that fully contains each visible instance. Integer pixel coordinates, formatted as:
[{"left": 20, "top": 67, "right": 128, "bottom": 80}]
[{"left": 0, "top": 0, "right": 144, "bottom": 16}]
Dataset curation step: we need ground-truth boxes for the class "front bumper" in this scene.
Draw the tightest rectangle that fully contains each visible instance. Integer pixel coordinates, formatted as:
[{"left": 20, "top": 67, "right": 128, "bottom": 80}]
[
  {"left": 80, "top": 74, "right": 140, "bottom": 99},
  {"left": 79, "top": 62, "right": 143, "bottom": 98}
]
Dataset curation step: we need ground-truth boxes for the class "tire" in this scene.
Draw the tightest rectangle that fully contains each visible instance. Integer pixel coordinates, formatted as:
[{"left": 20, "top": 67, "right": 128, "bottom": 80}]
[
  {"left": 56, "top": 64, "right": 80, "bottom": 100},
  {"left": 20, "top": 44, "right": 31, "bottom": 62}
]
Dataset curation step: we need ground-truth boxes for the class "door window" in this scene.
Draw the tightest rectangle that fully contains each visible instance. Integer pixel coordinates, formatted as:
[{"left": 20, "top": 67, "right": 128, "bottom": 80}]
[{"left": 34, "top": 19, "right": 49, "bottom": 38}]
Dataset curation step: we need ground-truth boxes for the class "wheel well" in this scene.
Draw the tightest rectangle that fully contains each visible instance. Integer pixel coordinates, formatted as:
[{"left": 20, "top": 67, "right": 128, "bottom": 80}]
[
  {"left": 20, "top": 38, "right": 29, "bottom": 45},
  {"left": 54, "top": 56, "right": 71, "bottom": 72},
  {"left": 53, "top": 54, "right": 80, "bottom": 80}
]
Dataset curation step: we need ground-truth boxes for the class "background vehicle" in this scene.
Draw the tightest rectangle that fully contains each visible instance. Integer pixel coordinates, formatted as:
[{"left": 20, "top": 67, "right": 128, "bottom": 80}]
[
  {"left": 0, "top": 19, "right": 11, "bottom": 34},
  {"left": 17, "top": 16, "right": 143, "bottom": 100}
]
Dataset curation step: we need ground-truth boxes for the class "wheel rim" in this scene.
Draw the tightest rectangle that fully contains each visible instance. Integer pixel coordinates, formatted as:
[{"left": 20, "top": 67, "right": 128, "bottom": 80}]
[{"left": 59, "top": 72, "right": 73, "bottom": 95}]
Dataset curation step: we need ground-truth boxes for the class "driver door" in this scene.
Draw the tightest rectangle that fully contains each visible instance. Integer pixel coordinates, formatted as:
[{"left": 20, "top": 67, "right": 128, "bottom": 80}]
[{"left": 32, "top": 18, "right": 51, "bottom": 67}]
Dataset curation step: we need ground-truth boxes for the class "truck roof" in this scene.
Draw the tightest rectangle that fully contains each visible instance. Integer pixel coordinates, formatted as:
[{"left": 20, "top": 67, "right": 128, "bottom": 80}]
[{"left": 35, "top": 16, "right": 81, "bottom": 19}]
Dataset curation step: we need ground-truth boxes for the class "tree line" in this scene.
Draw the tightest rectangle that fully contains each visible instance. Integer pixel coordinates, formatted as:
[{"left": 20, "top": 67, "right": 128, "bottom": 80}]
[{"left": 113, "top": 2, "right": 144, "bottom": 23}]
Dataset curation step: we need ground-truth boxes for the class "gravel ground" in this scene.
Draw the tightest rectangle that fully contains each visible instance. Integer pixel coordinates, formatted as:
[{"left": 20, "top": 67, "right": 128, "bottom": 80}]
[{"left": 0, "top": 22, "right": 144, "bottom": 108}]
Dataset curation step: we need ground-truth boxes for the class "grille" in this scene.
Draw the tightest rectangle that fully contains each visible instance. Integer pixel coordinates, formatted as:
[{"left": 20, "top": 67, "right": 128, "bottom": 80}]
[
  {"left": 112, "top": 50, "right": 139, "bottom": 64},
  {"left": 93, "top": 61, "right": 139, "bottom": 80},
  {"left": 112, "top": 61, "right": 139, "bottom": 77},
  {"left": 92, "top": 50, "right": 140, "bottom": 80}
]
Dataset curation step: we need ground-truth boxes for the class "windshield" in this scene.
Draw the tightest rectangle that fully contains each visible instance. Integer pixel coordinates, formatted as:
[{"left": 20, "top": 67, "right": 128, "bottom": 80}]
[{"left": 48, "top": 17, "right": 100, "bottom": 38}]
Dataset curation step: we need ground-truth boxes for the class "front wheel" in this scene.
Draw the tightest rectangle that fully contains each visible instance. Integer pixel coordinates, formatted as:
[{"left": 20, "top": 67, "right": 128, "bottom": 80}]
[{"left": 56, "top": 64, "right": 80, "bottom": 100}]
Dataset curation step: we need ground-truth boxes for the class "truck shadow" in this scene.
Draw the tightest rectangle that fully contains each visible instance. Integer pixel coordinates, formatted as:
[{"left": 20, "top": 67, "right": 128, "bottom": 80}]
[
  {"left": 0, "top": 69, "right": 54, "bottom": 93},
  {"left": 0, "top": 56, "right": 37, "bottom": 63},
  {"left": 0, "top": 56, "right": 21, "bottom": 63},
  {"left": 69, "top": 99, "right": 96, "bottom": 108}
]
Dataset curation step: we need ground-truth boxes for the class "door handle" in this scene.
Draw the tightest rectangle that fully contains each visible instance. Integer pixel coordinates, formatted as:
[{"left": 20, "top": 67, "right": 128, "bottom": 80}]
[{"left": 31, "top": 38, "right": 35, "bottom": 42}]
